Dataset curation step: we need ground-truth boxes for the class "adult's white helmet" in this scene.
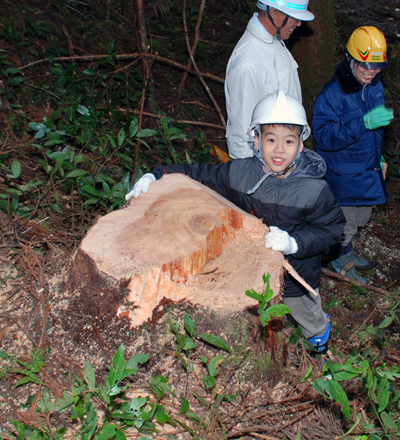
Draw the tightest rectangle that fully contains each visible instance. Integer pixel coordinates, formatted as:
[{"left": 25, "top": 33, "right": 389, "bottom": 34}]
[
  {"left": 248, "top": 91, "right": 311, "bottom": 140},
  {"left": 257, "top": 0, "right": 314, "bottom": 21}
]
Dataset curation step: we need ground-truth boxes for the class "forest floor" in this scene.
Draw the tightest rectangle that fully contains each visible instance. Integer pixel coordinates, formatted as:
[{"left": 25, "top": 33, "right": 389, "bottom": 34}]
[{"left": 0, "top": 0, "right": 400, "bottom": 439}]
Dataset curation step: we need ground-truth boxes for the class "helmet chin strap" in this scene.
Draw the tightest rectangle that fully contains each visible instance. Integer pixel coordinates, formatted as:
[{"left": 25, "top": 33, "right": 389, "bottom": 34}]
[
  {"left": 253, "top": 125, "right": 304, "bottom": 176},
  {"left": 267, "top": 6, "right": 289, "bottom": 40}
]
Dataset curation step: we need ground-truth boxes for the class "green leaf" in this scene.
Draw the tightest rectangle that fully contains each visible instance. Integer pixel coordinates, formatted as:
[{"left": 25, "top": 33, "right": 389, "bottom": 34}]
[
  {"left": 311, "top": 378, "right": 333, "bottom": 399},
  {"left": 7, "top": 77, "right": 24, "bottom": 84},
  {"left": 194, "top": 391, "right": 210, "bottom": 408},
  {"left": 77, "top": 105, "right": 90, "bottom": 116},
  {"left": 262, "top": 273, "right": 274, "bottom": 302},
  {"left": 95, "top": 423, "right": 117, "bottom": 440},
  {"left": 49, "top": 66, "right": 64, "bottom": 76},
  {"left": 300, "top": 364, "right": 313, "bottom": 382},
  {"left": 366, "top": 325, "right": 378, "bottom": 335},
  {"left": 84, "top": 361, "right": 96, "bottom": 390},
  {"left": 154, "top": 405, "right": 175, "bottom": 426},
  {"left": 198, "top": 334, "right": 231, "bottom": 352},
  {"left": 357, "top": 330, "right": 368, "bottom": 344},
  {"left": 245, "top": 288, "right": 264, "bottom": 302},
  {"left": 55, "top": 391, "right": 75, "bottom": 412},
  {"left": 175, "top": 350, "right": 188, "bottom": 372},
  {"left": 180, "top": 395, "right": 190, "bottom": 413},
  {"left": 183, "top": 338, "right": 197, "bottom": 351},
  {"left": 130, "top": 396, "right": 148, "bottom": 412},
  {"left": 81, "top": 402, "right": 98, "bottom": 438},
  {"left": 380, "top": 411, "right": 397, "bottom": 432},
  {"left": 264, "top": 304, "right": 291, "bottom": 318},
  {"left": 333, "top": 371, "right": 359, "bottom": 381},
  {"left": 203, "top": 374, "right": 216, "bottom": 390},
  {"left": 2, "top": 67, "right": 21, "bottom": 74},
  {"left": 184, "top": 314, "right": 196, "bottom": 337},
  {"left": 169, "top": 321, "right": 180, "bottom": 334},
  {"left": 137, "top": 129, "right": 157, "bottom": 138},
  {"left": 80, "top": 185, "right": 101, "bottom": 197},
  {"left": 117, "top": 128, "right": 126, "bottom": 147},
  {"left": 115, "top": 430, "right": 126, "bottom": 440},
  {"left": 377, "top": 376, "right": 390, "bottom": 412},
  {"left": 129, "top": 119, "right": 139, "bottom": 138},
  {"left": 329, "top": 379, "right": 350, "bottom": 420},
  {"left": 109, "top": 344, "right": 126, "bottom": 388},
  {"left": 11, "top": 160, "right": 22, "bottom": 178},
  {"left": 85, "top": 197, "right": 100, "bottom": 205},
  {"left": 186, "top": 412, "right": 201, "bottom": 423},
  {"left": 376, "top": 370, "right": 400, "bottom": 381},
  {"left": 378, "top": 316, "right": 394, "bottom": 329},
  {"left": 125, "top": 353, "right": 150, "bottom": 374},
  {"left": 208, "top": 354, "right": 223, "bottom": 377},
  {"left": 149, "top": 375, "right": 170, "bottom": 400},
  {"left": 66, "top": 169, "right": 89, "bottom": 179}
]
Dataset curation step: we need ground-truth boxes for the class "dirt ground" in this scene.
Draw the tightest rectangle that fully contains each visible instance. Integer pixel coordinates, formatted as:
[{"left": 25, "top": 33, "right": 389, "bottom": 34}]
[{"left": 0, "top": 0, "right": 400, "bottom": 438}]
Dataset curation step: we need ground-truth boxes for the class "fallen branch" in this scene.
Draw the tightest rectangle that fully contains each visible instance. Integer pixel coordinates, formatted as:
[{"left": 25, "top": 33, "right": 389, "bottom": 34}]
[
  {"left": 321, "top": 267, "right": 392, "bottom": 296},
  {"left": 19, "top": 53, "right": 224, "bottom": 84},
  {"left": 117, "top": 107, "right": 225, "bottom": 130}
]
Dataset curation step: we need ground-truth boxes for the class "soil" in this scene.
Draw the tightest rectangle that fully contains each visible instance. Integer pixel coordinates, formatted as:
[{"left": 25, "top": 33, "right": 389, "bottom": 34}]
[{"left": 0, "top": 0, "right": 400, "bottom": 438}]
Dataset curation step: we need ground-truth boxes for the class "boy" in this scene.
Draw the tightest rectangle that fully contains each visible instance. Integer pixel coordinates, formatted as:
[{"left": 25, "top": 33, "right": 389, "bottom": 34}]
[
  {"left": 313, "top": 26, "right": 394, "bottom": 284},
  {"left": 126, "top": 92, "right": 345, "bottom": 354}
]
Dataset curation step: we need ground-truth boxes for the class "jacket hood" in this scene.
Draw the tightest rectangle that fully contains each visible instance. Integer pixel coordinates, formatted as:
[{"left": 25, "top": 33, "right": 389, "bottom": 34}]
[
  {"left": 247, "top": 147, "right": 325, "bottom": 194},
  {"left": 290, "top": 148, "right": 326, "bottom": 179},
  {"left": 336, "top": 59, "right": 381, "bottom": 95}
]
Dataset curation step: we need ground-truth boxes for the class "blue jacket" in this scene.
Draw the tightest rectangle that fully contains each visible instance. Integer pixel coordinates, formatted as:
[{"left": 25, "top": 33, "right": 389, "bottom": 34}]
[
  {"left": 152, "top": 149, "right": 345, "bottom": 298},
  {"left": 313, "top": 60, "right": 388, "bottom": 206}
]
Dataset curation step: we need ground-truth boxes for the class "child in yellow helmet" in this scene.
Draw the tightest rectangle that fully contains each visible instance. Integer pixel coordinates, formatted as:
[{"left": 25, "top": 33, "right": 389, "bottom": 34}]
[{"left": 313, "top": 26, "right": 394, "bottom": 284}]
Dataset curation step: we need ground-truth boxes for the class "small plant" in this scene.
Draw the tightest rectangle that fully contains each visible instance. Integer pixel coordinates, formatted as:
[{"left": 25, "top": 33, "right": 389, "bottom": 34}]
[
  {"left": 3, "top": 344, "right": 177, "bottom": 439},
  {"left": 245, "top": 273, "right": 291, "bottom": 326},
  {"left": 303, "top": 315, "right": 400, "bottom": 439},
  {"left": 169, "top": 313, "right": 231, "bottom": 373}
]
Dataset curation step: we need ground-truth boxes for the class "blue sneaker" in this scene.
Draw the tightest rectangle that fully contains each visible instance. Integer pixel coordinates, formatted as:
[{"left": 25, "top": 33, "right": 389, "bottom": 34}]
[{"left": 308, "top": 314, "right": 331, "bottom": 355}]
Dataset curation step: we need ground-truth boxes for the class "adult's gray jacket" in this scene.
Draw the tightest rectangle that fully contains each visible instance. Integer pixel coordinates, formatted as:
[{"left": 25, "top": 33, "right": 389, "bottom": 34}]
[
  {"left": 152, "top": 148, "right": 345, "bottom": 298},
  {"left": 225, "top": 13, "right": 302, "bottom": 159}
]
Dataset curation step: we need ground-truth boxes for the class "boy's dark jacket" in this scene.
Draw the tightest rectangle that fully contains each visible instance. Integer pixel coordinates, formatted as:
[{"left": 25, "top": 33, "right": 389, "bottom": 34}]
[
  {"left": 152, "top": 148, "right": 345, "bottom": 298},
  {"left": 313, "top": 59, "right": 387, "bottom": 206}
]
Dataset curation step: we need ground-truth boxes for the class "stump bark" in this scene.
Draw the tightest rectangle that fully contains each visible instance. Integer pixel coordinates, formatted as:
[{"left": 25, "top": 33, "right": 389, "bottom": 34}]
[{"left": 68, "top": 174, "right": 285, "bottom": 328}]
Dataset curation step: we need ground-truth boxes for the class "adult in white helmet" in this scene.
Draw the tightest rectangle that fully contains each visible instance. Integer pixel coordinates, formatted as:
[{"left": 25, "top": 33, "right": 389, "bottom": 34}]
[
  {"left": 126, "top": 91, "right": 345, "bottom": 356},
  {"left": 225, "top": 0, "right": 314, "bottom": 159}
]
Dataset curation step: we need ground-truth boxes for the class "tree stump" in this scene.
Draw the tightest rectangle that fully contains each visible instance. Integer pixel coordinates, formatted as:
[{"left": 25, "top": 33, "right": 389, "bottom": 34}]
[{"left": 68, "top": 174, "right": 285, "bottom": 329}]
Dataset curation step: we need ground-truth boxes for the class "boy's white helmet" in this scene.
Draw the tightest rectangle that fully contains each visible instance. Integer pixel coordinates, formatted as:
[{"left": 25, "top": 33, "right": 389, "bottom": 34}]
[
  {"left": 257, "top": 0, "right": 314, "bottom": 21},
  {"left": 248, "top": 91, "right": 311, "bottom": 140}
]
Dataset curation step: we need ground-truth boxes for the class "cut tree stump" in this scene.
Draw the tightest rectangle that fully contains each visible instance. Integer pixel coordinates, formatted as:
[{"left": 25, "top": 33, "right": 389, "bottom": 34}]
[{"left": 68, "top": 174, "right": 285, "bottom": 329}]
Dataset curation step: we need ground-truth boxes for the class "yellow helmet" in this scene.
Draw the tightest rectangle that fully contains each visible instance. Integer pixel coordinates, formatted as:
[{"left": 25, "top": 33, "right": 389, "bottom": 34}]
[{"left": 346, "top": 26, "right": 388, "bottom": 70}]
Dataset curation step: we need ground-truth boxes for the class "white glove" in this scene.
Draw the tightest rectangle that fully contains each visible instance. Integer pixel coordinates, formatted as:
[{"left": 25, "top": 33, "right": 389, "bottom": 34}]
[
  {"left": 265, "top": 226, "right": 298, "bottom": 255},
  {"left": 125, "top": 173, "right": 156, "bottom": 200}
]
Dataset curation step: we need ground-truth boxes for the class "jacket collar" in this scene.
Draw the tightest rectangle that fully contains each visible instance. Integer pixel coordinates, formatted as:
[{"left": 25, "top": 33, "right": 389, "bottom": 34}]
[
  {"left": 336, "top": 59, "right": 381, "bottom": 95},
  {"left": 247, "top": 13, "right": 276, "bottom": 45}
]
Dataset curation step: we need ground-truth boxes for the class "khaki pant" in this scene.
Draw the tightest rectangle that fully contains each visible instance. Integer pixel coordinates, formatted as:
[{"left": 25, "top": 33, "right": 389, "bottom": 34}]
[
  {"left": 284, "top": 289, "right": 330, "bottom": 339},
  {"left": 341, "top": 206, "right": 372, "bottom": 246}
]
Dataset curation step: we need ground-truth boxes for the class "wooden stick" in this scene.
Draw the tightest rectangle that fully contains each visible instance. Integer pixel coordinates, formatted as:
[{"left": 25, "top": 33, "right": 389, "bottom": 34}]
[
  {"left": 282, "top": 259, "right": 318, "bottom": 297},
  {"left": 179, "top": 0, "right": 206, "bottom": 91},
  {"left": 182, "top": 0, "right": 226, "bottom": 127},
  {"left": 321, "top": 267, "right": 392, "bottom": 296}
]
